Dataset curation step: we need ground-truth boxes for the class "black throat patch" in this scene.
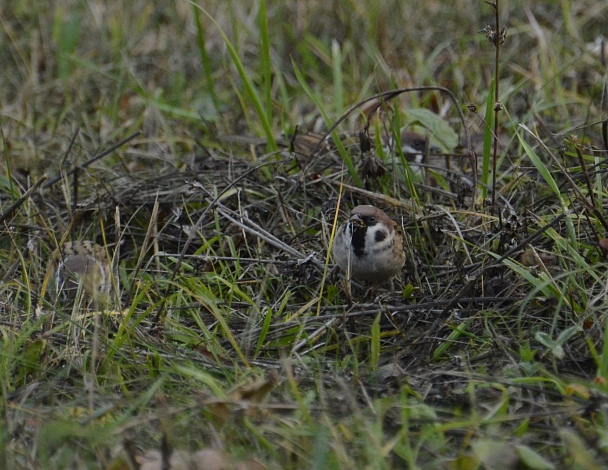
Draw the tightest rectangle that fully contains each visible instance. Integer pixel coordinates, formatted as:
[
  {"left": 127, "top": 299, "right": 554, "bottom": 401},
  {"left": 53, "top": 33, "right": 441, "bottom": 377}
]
[{"left": 350, "top": 217, "right": 376, "bottom": 257}]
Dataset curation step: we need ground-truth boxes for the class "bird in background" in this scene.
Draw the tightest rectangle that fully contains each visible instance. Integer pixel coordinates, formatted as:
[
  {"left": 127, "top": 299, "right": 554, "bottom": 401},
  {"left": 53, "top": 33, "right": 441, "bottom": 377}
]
[{"left": 55, "top": 240, "right": 115, "bottom": 305}]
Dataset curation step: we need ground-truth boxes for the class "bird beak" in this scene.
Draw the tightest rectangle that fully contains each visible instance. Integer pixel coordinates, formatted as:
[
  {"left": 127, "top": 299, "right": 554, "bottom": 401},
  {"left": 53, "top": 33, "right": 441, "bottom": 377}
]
[{"left": 349, "top": 214, "right": 365, "bottom": 228}]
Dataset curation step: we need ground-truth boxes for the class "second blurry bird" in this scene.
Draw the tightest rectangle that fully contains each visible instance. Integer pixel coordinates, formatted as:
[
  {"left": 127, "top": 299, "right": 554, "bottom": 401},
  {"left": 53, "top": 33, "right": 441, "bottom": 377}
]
[{"left": 55, "top": 241, "right": 114, "bottom": 303}]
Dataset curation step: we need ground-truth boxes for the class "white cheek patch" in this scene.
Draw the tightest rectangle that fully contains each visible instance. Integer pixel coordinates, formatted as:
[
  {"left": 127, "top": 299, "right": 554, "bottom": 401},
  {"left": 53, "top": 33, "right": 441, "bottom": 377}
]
[
  {"left": 402, "top": 144, "right": 425, "bottom": 165},
  {"left": 364, "top": 225, "right": 392, "bottom": 256}
]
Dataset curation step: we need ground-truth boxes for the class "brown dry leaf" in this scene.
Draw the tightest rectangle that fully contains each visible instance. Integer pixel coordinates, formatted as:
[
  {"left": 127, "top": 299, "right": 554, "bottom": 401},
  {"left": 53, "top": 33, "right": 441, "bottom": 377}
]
[
  {"left": 599, "top": 238, "right": 608, "bottom": 252},
  {"left": 520, "top": 245, "right": 557, "bottom": 267},
  {"left": 229, "top": 370, "right": 279, "bottom": 403},
  {"left": 206, "top": 401, "right": 232, "bottom": 427},
  {"left": 593, "top": 376, "right": 607, "bottom": 386},
  {"left": 583, "top": 318, "right": 595, "bottom": 330},
  {"left": 520, "top": 246, "right": 537, "bottom": 267}
]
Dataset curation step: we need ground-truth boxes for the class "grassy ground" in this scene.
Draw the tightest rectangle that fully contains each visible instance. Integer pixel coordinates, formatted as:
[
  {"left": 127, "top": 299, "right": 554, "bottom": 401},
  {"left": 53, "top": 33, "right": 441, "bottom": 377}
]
[{"left": 2, "top": 0, "right": 608, "bottom": 468}]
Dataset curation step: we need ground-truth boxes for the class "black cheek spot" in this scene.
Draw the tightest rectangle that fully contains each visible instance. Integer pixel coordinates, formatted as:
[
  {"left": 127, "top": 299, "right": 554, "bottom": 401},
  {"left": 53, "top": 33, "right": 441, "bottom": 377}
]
[{"left": 375, "top": 230, "right": 387, "bottom": 243}]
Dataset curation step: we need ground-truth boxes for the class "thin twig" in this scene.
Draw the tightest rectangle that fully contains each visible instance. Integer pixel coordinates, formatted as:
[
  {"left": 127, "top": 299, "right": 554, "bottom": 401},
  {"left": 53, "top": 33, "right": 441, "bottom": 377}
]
[
  {"left": 42, "top": 131, "right": 141, "bottom": 189},
  {"left": 573, "top": 138, "right": 608, "bottom": 232},
  {"left": 491, "top": 0, "right": 502, "bottom": 210},
  {"left": 0, "top": 175, "right": 48, "bottom": 224}
]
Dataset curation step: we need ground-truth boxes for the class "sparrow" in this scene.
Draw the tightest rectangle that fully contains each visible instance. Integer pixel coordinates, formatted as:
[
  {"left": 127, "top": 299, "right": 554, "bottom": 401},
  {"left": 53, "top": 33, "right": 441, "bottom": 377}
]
[
  {"left": 288, "top": 129, "right": 439, "bottom": 161},
  {"left": 332, "top": 205, "right": 405, "bottom": 284},
  {"left": 387, "top": 130, "right": 441, "bottom": 165},
  {"left": 55, "top": 241, "right": 114, "bottom": 303}
]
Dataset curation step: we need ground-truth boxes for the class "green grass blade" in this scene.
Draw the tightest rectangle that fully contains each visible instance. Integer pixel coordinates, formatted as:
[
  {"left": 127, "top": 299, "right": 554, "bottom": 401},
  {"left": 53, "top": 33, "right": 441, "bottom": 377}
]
[
  {"left": 192, "top": 4, "right": 219, "bottom": 112},
  {"left": 255, "top": 308, "right": 273, "bottom": 357},
  {"left": 481, "top": 78, "right": 495, "bottom": 199},
  {"left": 258, "top": 0, "right": 272, "bottom": 120},
  {"left": 191, "top": 2, "right": 277, "bottom": 151},
  {"left": 517, "top": 131, "right": 560, "bottom": 198},
  {"left": 291, "top": 58, "right": 361, "bottom": 186},
  {"left": 54, "top": 10, "right": 80, "bottom": 84},
  {"left": 370, "top": 313, "right": 381, "bottom": 371},
  {"left": 331, "top": 39, "right": 344, "bottom": 114}
]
